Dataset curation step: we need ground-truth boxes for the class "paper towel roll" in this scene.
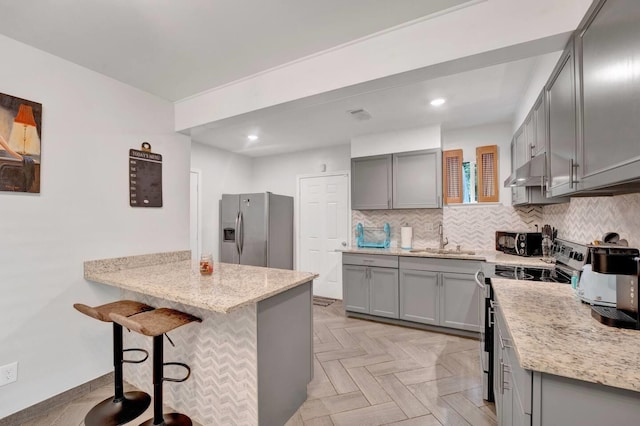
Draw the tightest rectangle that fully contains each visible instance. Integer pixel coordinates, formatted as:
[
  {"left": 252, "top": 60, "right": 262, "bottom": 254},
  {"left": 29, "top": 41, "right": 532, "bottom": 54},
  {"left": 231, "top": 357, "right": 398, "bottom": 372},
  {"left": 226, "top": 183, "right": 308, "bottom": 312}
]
[{"left": 401, "top": 227, "right": 413, "bottom": 249}]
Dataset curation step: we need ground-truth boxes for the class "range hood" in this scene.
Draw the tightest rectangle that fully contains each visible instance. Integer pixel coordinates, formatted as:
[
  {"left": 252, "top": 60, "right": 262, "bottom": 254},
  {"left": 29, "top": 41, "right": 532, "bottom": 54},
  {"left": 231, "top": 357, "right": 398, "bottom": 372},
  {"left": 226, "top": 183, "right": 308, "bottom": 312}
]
[{"left": 503, "top": 153, "right": 546, "bottom": 187}]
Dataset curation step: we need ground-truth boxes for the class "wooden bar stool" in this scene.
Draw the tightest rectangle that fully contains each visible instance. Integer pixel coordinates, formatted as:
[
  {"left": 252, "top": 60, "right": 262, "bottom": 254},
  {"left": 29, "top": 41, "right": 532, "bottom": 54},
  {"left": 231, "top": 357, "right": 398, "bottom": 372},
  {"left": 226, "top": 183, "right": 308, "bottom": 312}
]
[
  {"left": 74, "top": 300, "right": 155, "bottom": 426},
  {"left": 110, "top": 307, "right": 202, "bottom": 426}
]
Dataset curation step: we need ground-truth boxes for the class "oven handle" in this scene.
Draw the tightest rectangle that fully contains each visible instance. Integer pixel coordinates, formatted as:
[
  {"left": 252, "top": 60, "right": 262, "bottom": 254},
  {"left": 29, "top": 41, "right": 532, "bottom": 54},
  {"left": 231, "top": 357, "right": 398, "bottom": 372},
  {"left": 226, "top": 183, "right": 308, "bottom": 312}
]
[{"left": 475, "top": 270, "right": 485, "bottom": 289}]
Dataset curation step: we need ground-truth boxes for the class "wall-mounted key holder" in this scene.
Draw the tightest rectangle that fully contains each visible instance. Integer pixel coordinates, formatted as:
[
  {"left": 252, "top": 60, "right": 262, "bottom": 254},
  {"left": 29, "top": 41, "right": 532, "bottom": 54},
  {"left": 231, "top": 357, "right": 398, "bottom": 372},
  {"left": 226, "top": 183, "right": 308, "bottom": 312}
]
[{"left": 129, "top": 142, "right": 162, "bottom": 207}]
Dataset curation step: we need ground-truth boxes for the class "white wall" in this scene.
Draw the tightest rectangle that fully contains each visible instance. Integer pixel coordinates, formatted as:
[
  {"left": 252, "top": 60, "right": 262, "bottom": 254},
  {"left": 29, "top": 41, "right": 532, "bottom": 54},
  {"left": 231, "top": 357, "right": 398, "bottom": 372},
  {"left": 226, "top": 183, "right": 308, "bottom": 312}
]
[
  {"left": 512, "top": 50, "right": 563, "bottom": 131},
  {"left": 0, "top": 35, "right": 191, "bottom": 418},
  {"left": 442, "top": 122, "right": 513, "bottom": 204},
  {"left": 251, "top": 144, "right": 351, "bottom": 196},
  {"left": 190, "top": 142, "right": 253, "bottom": 261},
  {"left": 351, "top": 126, "right": 440, "bottom": 158}
]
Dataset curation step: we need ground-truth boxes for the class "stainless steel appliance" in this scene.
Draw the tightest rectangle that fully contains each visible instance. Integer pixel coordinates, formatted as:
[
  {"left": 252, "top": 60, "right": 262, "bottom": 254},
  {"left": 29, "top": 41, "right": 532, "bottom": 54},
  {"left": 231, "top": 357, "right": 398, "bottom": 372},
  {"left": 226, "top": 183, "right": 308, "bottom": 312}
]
[
  {"left": 495, "top": 231, "right": 543, "bottom": 257},
  {"left": 220, "top": 192, "right": 293, "bottom": 269},
  {"left": 478, "top": 238, "right": 588, "bottom": 401},
  {"left": 588, "top": 246, "right": 640, "bottom": 329}
]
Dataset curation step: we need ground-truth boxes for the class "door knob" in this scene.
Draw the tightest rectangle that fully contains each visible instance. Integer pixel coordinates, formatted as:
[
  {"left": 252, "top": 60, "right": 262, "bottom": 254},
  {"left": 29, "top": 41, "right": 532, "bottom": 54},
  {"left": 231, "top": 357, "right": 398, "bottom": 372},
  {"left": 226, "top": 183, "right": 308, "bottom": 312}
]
[{"left": 341, "top": 241, "right": 347, "bottom": 247}]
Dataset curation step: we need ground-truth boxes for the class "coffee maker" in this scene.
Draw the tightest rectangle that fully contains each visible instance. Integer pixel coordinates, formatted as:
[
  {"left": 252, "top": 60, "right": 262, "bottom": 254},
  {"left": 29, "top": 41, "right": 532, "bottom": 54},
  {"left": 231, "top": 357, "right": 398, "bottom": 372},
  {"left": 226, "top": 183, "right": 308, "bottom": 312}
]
[{"left": 589, "top": 245, "right": 640, "bottom": 329}]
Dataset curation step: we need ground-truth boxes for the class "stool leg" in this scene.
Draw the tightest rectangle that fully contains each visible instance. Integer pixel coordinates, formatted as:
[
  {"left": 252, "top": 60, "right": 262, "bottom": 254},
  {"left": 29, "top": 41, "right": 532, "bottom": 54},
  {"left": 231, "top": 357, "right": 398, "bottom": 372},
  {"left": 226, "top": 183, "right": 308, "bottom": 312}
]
[
  {"left": 152, "top": 334, "right": 164, "bottom": 425},
  {"left": 140, "top": 334, "right": 192, "bottom": 426},
  {"left": 113, "top": 323, "right": 125, "bottom": 401},
  {"left": 83, "top": 323, "right": 151, "bottom": 426}
]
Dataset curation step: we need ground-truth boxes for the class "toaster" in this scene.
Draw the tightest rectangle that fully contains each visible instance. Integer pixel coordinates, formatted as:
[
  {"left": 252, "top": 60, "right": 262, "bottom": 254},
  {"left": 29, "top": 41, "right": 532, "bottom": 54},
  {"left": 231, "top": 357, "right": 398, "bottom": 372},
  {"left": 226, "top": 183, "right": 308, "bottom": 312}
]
[{"left": 576, "top": 264, "right": 616, "bottom": 307}]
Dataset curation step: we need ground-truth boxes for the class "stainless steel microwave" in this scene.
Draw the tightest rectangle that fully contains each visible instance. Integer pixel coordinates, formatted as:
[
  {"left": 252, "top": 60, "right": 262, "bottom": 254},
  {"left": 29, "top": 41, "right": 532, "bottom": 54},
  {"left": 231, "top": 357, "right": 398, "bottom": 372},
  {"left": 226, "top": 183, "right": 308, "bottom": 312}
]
[{"left": 495, "top": 231, "right": 543, "bottom": 257}]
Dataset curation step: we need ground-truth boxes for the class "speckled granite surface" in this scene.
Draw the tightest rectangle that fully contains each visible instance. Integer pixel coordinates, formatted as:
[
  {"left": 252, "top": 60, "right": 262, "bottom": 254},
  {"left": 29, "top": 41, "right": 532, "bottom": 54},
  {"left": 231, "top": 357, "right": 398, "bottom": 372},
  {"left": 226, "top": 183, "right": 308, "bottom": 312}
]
[
  {"left": 492, "top": 278, "right": 640, "bottom": 392},
  {"left": 84, "top": 253, "right": 318, "bottom": 314},
  {"left": 84, "top": 250, "right": 191, "bottom": 274},
  {"left": 339, "top": 247, "right": 553, "bottom": 267}
]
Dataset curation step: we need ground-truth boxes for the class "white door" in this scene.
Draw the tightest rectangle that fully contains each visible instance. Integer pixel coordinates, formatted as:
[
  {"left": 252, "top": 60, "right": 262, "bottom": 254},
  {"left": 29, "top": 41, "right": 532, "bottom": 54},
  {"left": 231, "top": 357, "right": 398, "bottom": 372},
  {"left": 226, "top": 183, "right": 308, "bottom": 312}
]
[
  {"left": 189, "top": 170, "right": 200, "bottom": 262},
  {"left": 298, "top": 173, "right": 349, "bottom": 299}
]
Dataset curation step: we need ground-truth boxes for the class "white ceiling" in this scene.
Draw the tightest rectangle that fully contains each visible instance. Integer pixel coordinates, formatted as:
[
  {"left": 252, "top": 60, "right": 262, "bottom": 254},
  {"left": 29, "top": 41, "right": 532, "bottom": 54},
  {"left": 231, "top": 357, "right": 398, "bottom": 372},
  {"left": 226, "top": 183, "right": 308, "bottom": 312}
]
[
  {"left": 190, "top": 55, "right": 544, "bottom": 157},
  {"left": 0, "top": 0, "right": 473, "bottom": 101},
  {"left": 0, "top": 0, "right": 564, "bottom": 159}
]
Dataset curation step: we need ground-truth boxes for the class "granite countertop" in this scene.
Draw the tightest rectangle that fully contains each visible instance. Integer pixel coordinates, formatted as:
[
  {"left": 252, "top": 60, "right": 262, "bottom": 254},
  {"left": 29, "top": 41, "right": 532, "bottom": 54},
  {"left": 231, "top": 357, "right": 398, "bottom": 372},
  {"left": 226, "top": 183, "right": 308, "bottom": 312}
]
[
  {"left": 339, "top": 247, "right": 553, "bottom": 267},
  {"left": 492, "top": 278, "right": 640, "bottom": 393},
  {"left": 84, "top": 251, "right": 319, "bottom": 314}
]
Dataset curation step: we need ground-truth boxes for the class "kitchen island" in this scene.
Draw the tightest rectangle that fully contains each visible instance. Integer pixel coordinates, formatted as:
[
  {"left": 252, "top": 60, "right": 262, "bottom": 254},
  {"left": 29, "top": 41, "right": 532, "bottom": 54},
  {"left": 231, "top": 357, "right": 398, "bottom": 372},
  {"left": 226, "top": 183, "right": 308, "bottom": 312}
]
[
  {"left": 492, "top": 278, "right": 640, "bottom": 425},
  {"left": 84, "top": 250, "right": 318, "bottom": 426}
]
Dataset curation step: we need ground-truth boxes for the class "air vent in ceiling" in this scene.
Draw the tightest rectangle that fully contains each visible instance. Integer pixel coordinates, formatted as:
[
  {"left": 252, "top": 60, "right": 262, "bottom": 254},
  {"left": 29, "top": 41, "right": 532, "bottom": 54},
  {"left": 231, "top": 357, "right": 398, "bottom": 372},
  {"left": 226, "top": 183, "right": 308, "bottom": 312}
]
[{"left": 348, "top": 108, "right": 372, "bottom": 121}]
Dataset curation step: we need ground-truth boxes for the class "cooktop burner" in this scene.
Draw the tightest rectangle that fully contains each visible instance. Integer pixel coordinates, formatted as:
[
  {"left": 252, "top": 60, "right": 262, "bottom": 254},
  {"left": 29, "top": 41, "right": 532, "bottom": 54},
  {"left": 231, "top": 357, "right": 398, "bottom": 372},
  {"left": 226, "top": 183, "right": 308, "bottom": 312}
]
[{"left": 494, "top": 265, "right": 572, "bottom": 284}]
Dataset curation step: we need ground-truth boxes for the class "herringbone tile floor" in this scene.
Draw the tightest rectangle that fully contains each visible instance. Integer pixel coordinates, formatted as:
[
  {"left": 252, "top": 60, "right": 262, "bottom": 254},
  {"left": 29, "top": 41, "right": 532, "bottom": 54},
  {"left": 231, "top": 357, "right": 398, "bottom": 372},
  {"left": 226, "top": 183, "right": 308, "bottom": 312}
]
[{"left": 20, "top": 301, "right": 495, "bottom": 426}]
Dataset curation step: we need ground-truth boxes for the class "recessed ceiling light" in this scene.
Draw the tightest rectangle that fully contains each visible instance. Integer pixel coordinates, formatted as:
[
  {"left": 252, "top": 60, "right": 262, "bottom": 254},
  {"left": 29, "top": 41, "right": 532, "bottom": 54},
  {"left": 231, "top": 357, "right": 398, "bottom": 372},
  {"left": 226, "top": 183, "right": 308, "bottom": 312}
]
[
  {"left": 430, "top": 98, "right": 446, "bottom": 107},
  {"left": 247, "top": 134, "right": 259, "bottom": 141}
]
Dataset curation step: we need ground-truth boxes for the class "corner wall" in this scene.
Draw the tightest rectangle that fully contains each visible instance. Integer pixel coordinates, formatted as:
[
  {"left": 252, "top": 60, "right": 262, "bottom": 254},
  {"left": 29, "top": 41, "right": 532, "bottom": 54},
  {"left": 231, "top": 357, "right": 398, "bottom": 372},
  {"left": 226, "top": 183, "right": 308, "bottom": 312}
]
[{"left": 0, "top": 35, "right": 190, "bottom": 418}]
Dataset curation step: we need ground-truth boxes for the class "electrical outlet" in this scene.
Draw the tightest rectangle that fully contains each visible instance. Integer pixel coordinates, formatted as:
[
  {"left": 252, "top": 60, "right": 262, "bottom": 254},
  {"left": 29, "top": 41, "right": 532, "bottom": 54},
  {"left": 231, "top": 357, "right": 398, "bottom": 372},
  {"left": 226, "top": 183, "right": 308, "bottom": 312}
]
[
  {"left": 0, "top": 362, "right": 18, "bottom": 386},
  {"left": 425, "top": 223, "right": 433, "bottom": 232}
]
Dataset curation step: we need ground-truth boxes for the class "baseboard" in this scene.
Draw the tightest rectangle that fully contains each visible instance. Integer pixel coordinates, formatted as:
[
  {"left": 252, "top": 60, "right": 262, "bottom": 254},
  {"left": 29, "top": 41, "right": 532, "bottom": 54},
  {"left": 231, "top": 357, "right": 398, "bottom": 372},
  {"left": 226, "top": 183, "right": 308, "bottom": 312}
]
[
  {"left": 345, "top": 311, "right": 480, "bottom": 339},
  {"left": 0, "top": 372, "right": 114, "bottom": 426}
]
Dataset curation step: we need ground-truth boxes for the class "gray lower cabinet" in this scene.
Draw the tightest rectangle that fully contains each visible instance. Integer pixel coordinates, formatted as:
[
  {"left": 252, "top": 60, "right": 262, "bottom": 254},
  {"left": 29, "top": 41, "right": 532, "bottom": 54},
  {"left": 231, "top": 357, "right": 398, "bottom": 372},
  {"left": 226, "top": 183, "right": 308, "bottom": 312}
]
[
  {"left": 351, "top": 155, "right": 392, "bottom": 210},
  {"left": 399, "top": 257, "right": 481, "bottom": 332},
  {"left": 398, "top": 269, "right": 439, "bottom": 325},
  {"left": 494, "top": 299, "right": 640, "bottom": 426},
  {"left": 342, "top": 254, "right": 399, "bottom": 319},
  {"left": 392, "top": 149, "right": 442, "bottom": 208}
]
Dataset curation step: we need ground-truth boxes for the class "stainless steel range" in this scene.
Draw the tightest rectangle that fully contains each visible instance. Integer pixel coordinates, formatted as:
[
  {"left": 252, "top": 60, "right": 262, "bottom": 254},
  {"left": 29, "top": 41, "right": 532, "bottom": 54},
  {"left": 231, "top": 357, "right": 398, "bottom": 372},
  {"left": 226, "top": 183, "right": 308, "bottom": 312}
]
[{"left": 476, "top": 238, "right": 588, "bottom": 401}]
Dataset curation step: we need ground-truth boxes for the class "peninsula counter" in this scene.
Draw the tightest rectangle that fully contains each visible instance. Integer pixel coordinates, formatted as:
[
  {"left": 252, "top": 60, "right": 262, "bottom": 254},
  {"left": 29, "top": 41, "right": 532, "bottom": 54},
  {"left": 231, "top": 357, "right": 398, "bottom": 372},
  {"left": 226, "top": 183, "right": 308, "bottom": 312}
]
[{"left": 84, "top": 250, "right": 318, "bottom": 426}]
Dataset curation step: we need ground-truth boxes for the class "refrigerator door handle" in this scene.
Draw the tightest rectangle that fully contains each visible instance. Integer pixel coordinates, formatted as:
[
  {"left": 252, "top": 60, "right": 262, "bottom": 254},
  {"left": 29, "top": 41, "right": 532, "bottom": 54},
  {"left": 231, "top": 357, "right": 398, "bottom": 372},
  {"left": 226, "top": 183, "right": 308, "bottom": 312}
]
[
  {"left": 235, "top": 212, "right": 241, "bottom": 256},
  {"left": 238, "top": 211, "right": 244, "bottom": 255}
]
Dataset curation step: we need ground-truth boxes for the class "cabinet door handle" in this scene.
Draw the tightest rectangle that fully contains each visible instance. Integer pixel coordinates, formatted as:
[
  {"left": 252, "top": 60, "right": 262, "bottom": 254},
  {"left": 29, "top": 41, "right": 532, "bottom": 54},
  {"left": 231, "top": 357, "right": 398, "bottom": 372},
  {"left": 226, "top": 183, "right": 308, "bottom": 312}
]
[
  {"left": 503, "top": 363, "right": 512, "bottom": 390},
  {"left": 499, "top": 331, "right": 512, "bottom": 350},
  {"left": 570, "top": 158, "right": 579, "bottom": 189}
]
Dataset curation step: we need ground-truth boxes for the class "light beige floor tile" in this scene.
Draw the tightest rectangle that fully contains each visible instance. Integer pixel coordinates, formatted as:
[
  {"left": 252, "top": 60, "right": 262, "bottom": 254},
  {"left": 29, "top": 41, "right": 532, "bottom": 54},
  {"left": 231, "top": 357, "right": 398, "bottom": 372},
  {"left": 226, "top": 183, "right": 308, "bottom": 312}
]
[
  {"left": 385, "top": 414, "right": 442, "bottom": 426},
  {"left": 304, "top": 415, "right": 335, "bottom": 426},
  {"left": 322, "top": 360, "right": 359, "bottom": 394},
  {"left": 347, "top": 367, "right": 392, "bottom": 405},
  {"left": 340, "top": 353, "right": 395, "bottom": 369},
  {"left": 285, "top": 410, "right": 304, "bottom": 426},
  {"left": 408, "top": 382, "right": 471, "bottom": 426},
  {"left": 376, "top": 373, "right": 430, "bottom": 418},
  {"left": 394, "top": 365, "right": 453, "bottom": 386},
  {"left": 366, "top": 359, "right": 424, "bottom": 376},
  {"left": 321, "top": 391, "right": 370, "bottom": 414},
  {"left": 300, "top": 398, "right": 330, "bottom": 421},
  {"left": 329, "top": 328, "right": 359, "bottom": 348},
  {"left": 441, "top": 393, "right": 497, "bottom": 426},
  {"left": 316, "top": 348, "right": 367, "bottom": 362},
  {"left": 307, "top": 380, "right": 338, "bottom": 400},
  {"left": 331, "top": 401, "right": 407, "bottom": 426}
]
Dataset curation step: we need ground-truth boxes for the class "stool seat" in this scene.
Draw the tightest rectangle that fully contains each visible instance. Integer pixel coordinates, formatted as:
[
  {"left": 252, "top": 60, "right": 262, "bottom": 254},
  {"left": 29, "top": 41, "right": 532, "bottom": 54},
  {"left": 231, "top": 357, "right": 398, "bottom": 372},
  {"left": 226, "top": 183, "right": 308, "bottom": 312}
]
[
  {"left": 74, "top": 300, "right": 155, "bottom": 426},
  {"left": 74, "top": 300, "right": 154, "bottom": 322},
  {"left": 111, "top": 308, "right": 201, "bottom": 426},
  {"left": 110, "top": 308, "right": 202, "bottom": 336}
]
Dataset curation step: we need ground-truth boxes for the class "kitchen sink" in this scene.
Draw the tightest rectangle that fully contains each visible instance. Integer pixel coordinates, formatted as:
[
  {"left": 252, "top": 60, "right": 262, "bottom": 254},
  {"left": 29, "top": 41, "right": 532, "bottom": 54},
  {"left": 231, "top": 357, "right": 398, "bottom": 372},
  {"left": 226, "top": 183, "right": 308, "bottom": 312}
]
[{"left": 409, "top": 248, "right": 476, "bottom": 255}]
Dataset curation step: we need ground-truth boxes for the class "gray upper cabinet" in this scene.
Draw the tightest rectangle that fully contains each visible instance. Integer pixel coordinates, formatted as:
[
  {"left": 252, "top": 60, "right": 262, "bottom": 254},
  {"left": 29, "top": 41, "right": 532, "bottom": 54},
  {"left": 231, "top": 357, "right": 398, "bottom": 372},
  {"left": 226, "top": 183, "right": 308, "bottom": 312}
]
[
  {"left": 577, "top": 0, "right": 640, "bottom": 191},
  {"left": 511, "top": 129, "right": 528, "bottom": 205},
  {"left": 546, "top": 41, "right": 579, "bottom": 197},
  {"left": 532, "top": 92, "right": 546, "bottom": 157},
  {"left": 393, "top": 149, "right": 442, "bottom": 208},
  {"left": 351, "top": 155, "right": 392, "bottom": 210}
]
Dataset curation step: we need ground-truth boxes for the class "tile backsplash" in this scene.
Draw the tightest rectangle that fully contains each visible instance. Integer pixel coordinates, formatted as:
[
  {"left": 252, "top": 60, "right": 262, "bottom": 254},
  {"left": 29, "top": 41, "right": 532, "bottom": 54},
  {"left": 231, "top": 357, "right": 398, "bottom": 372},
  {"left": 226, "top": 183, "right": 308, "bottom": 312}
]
[
  {"left": 543, "top": 193, "right": 640, "bottom": 248},
  {"left": 353, "top": 204, "right": 542, "bottom": 250},
  {"left": 352, "top": 193, "right": 640, "bottom": 251}
]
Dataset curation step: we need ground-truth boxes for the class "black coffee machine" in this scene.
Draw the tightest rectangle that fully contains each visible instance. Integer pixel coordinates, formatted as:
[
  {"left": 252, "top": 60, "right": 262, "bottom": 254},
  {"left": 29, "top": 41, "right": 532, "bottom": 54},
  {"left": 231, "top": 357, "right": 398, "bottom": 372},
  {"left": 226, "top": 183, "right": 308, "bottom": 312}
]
[{"left": 589, "top": 246, "right": 640, "bottom": 329}]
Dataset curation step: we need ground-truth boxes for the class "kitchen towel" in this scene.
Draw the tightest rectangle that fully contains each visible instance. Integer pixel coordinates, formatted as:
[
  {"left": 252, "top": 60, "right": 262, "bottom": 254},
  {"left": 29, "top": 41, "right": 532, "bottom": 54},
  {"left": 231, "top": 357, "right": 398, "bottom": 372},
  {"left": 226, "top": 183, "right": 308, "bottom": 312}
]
[{"left": 401, "top": 226, "right": 413, "bottom": 249}]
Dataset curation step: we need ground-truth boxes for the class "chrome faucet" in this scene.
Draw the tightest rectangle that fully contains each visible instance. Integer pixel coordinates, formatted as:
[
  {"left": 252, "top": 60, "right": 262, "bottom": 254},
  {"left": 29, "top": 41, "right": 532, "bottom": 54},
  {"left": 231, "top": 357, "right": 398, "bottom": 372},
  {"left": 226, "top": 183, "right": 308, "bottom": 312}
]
[{"left": 438, "top": 223, "right": 449, "bottom": 250}]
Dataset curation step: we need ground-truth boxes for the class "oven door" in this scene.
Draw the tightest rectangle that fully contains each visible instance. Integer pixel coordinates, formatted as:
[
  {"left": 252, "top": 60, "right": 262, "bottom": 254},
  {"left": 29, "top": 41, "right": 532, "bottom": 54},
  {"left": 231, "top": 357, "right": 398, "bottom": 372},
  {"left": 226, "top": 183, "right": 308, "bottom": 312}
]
[{"left": 476, "top": 269, "right": 494, "bottom": 402}]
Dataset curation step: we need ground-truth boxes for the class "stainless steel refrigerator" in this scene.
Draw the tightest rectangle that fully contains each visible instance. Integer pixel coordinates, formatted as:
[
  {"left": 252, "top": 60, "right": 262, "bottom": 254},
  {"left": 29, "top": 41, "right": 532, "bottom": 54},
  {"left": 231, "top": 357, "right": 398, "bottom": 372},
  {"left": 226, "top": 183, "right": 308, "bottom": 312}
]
[{"left": 220, "top": 192, "right": 293, "bottom": 269}]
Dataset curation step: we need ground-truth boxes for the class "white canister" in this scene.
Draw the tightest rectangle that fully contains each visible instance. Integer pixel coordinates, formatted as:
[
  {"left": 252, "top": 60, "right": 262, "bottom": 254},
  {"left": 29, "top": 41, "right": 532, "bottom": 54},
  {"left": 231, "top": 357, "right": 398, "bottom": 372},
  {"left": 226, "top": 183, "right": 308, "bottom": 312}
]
[{"left": 401, "top": 227, "right": 413, "bottom": 249}]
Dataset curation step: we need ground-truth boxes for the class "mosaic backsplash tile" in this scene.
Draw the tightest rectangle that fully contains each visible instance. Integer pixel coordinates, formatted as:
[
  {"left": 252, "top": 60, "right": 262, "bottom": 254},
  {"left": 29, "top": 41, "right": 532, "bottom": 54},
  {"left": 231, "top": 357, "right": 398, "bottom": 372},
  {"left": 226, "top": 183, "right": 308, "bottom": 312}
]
[
  {"left": 353, "top": 204, "right": 542, "bottom": 250},
  {"left": 543, "top": 193, "right": 640, "bottom": 248}
]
